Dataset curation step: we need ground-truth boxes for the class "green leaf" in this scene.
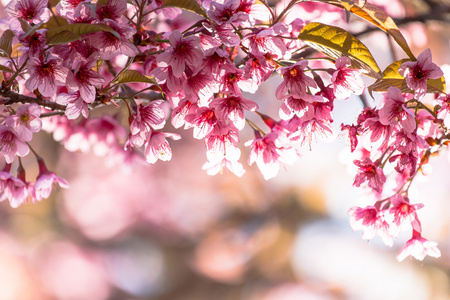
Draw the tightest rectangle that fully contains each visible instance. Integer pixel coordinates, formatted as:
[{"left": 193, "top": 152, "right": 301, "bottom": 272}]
[
  {"left": 162, "top": 0, "right": 207, "bottom": 18},
  {"left": 0, "top": 30, "right": 14, "bottom": 57},
  {"left": 0, "top": 64, "right": 14, "bottom": 73},
  {"left": 298, "top": 22, "right": 381, "bottom": 78},
  {"left": 47, "top": 30, "right": 80, "bottom": 45},
  {"left": 427, "top": 77, "right": 446, "bottom": 94},
  {"left": 310, "top": 0, "right": 414, "bottom": 60},
  {"left": 347, "top": 3, "right": 415, "bottom": 60},
  {"left": 115, "top": 70, "right": 157, "bottom": 85},
  {"left": 368, "top": 59, "right": 446, "bottom": 96},
  {"left": 18, "top": 19, "right": 42, "bottom": 39},
  {"left": 46, "top": 23, "right": 120, "bottom": 44},
  {"left": 40, "top": 16, "right": 69, "bottom": 29}
]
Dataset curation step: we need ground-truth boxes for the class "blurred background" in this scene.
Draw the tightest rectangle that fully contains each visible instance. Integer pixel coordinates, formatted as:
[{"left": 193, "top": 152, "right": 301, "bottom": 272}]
[{"left": 0, "top": 0, "right": 450, "bottom": 299}]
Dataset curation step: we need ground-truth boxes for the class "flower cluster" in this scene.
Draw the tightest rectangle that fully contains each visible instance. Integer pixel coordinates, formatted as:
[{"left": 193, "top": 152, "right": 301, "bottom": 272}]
[
  {"left": 0, "top": 0, "right": 447, "bottom": 261},
  {"left": 345, "top": 49, "right": 444, "bottom": 261}
]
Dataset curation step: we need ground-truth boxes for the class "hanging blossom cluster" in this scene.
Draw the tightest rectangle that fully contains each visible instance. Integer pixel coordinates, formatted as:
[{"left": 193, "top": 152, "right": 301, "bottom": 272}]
[
  {"left": 345, "top": 48, "right": 444, "bottom": 261},
  {"left": 0, "top": 0, "right": 447, "bottom": 261}
]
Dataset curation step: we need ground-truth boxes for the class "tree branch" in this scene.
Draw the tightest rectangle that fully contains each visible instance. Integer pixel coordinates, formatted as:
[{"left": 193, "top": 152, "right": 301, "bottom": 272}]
[{"left": 0, "top": 90, "right": 66, "bottom": 111}]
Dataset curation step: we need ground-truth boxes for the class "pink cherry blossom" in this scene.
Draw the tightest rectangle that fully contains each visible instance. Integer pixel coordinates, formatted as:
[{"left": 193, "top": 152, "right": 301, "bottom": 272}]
[
  {"left": 243, "top": 56, "right": 274, "bottom": 86},
  {"left": 353, "top": 158, "right": 386, "bottom": 193},
  {"left": 55, "top": 0, "right": 85, "bottom": 15},
  {"left": 90, "top": 20, "right": 138, "bottom": 60},
  {"left": 388, "top": 194, "right": 423, "bottom": 237},
  {"left": 171, "top": 99, "right": 198, "bottom": 129},
  {"left": 245, "top": 131, "right": 298, "bottom": 180},
  {"left": 185, "top": 107, "right": 219, "bottom": 140},
  {"left": 279, "top": 96, "right": 314, "bottom": 121},
  {"left": 399, "top": 48, "right": 444, "bottom": 100},
  {"left": 340, "top": 124, "right": 359, "bottom": 152},
  {"left": 5, "top": 0, "right": 50, "bottom": 24},
  {"left": 202, "top": 158, "right": 246, "bottom": 177},
  {"left": 378, "top": 87, "right": 416, "bottom": 133},
  {"left": 436, "top": 93, "right": 450, "bottom": 124},
  {"left": 331, "top": 56, "right": 365, "bottom": 100},
  {"left": 0, "top": 166, "right": 29, "bottom": 208},
  {"left": 219, "top": 69, "right": 258, "bottom": 95},
  {"left": 357, "top": 107, "right": 393, "bottom": 151},
  {"left": 242, "top": 27, "right": 287, "bottom": 59},
  {"left": 5, "top": 103, "right": 42, "bottom": 141},
  {"left": 348, "top": 206, "right": 393, "bottom": 246},
  {"left": 144, "top": 131, "right": 181, "bottom": 164},
  {"left": 151, "top": 66, "right": 187, "bottom": 96},
  {"left": 183, "top": 72, "right": 218, "bottom": 106},
  {"left": 0, "top": 125, "right": 29, "bottom": 163},
  {"left": 156, "top": 30, "right": 204, "bottom": 78},
  {"left": 129, "top": 100, "right": 166, "bottom": 148},
  {"left": 292, "top": 118, "right": 334, "bottom": 145},
  {"left": 389, "top": 150, "right": 419, "bottom": 177},
  {"left": 212, "top": 95, "right": 258, "bottom": 130},
  {"left": 66, "top": 57, "right": 105, "bottom": 103},
  {"left": 25, "top": 54, "right": 68, "bottom": 98},
  {"left": 18, "top": 29, "right": 47, "bottom": 58},
  {"left": 95, "top": 0, "right": 127, "bottom": 21},
  {"left": 204, "top": 125, "right": 241, "bottom": 164},
  {"left": 276, "top": 60, "right": 317, "bottom": 100},
  {"left": 204, "top": 22, "right": 241, "bottom": 47},
  {"left": 397, "top": 230, "right": 441, "bottom": 261},
  {"left": 200, "top": 49, "right": 236, "bottom": 80},
  {"left": 33, "top": 159, "right": 69, "bottom": 202},
  {"left": 208, "top": 0, "right": 241, "bottom": 25},
  {"left": 56, "top": 91, "right": 90, "bottom": 119}
]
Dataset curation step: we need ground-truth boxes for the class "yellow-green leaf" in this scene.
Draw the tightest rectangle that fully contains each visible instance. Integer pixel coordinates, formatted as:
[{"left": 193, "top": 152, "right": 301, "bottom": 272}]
[
  {"left": 40, "top": 16, "right": 69, "bottom": 29},
  {"left": 0, "top": 30, "right": 14, "bottom": 57},
  {"left": 162, "top": 0, "right": 207, "bottom": 18},
  {"left": 116, "top": 70, "right": 157, "bottom": 85},
  {"left": 93, "top": 59, "right": 104, "bottom": 73},
  {"left": 348, "top": 3, "right": 415, "bottom": 60},
  {"left": 309, "top": 0, "right": 414, "bottom": 60},
  {"left": 0, "top": 65, "right": 13, "bottom": 73},
  {"left": 368, "top": 59, "right": 446, "bottom": 95},
  {"left": 47, "top": 30, "right": 80, "bottom": 45},
  {"left": 18, "top": 19, "right": 42, "bottom": 39},
  {"left": 298, "top": 22, "right": 381, "bottom": 78},
  {"left": 427, "top": 77, "right": 446, "bottom": 94},
  {"left": 46, "top": 23, "right": 119, "bottom": 43}
]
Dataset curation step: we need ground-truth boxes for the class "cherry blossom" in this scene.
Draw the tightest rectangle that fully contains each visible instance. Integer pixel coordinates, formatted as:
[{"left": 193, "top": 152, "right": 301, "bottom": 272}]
[
  {"left": 25, "top": 55, "right": 68, "bottom": 98},
  {"left": 212, "top": 95, "right": 258, "bottom": 130},
  {"left": 5, "top": 0, "right": 50, "bottom": 24},
  {"left": 348, "top": 205, "right": 393, "bottom": 247},
  {"left": 276, "top": 60, "right": 317, "bottom": 100},
  {"left": 397, "top": 230, "right": 441, "bottom": 261},
  {"left": 129, "top": 101, "right": 166, "bottom": 147},
  {"left": 66, "top": 57, "right": 106, "bottom": 103},
  {"left": 5, "top": 103, "right": 42, "bottom": 142},
  {"left": 399, "top": 48, "right": 444, "bottom": 100},
  {"left": 353, "top": 158, "right": 386, "bottom": 193},
  {"left": 0, "top": 165, "right": 29, "bottom": 208},
  {"left": 387, "top": 194, "right": 423, "bottom": 237},
  {"left": 0, "top": 0, "right": 446, "bottom": 264},
  {"left": 378, "top": 87, "right": 416, "bottom": 133},
  {"left": 331, "top": 56, "right": 365, "bottom": 100},
  {"left": 0, "top": 125, "right": 29, "bottom": 163},
  {"left": 33, "top": 159, "right": 69, "bottom": 202},
  {"left": 156, "top": 30, "right": 204, "bottom": 78},
  {"left": 245, "top": 131, "right": 298, "bottom": 180},
  {"left": 144, "top": 131, "right": 181, "bottom": 164}
]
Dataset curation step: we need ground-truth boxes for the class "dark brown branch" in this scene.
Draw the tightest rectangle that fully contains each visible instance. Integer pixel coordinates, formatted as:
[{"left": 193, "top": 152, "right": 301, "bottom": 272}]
[{"left": 0, "top": 90, "right": 66, "bottom": 111}]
